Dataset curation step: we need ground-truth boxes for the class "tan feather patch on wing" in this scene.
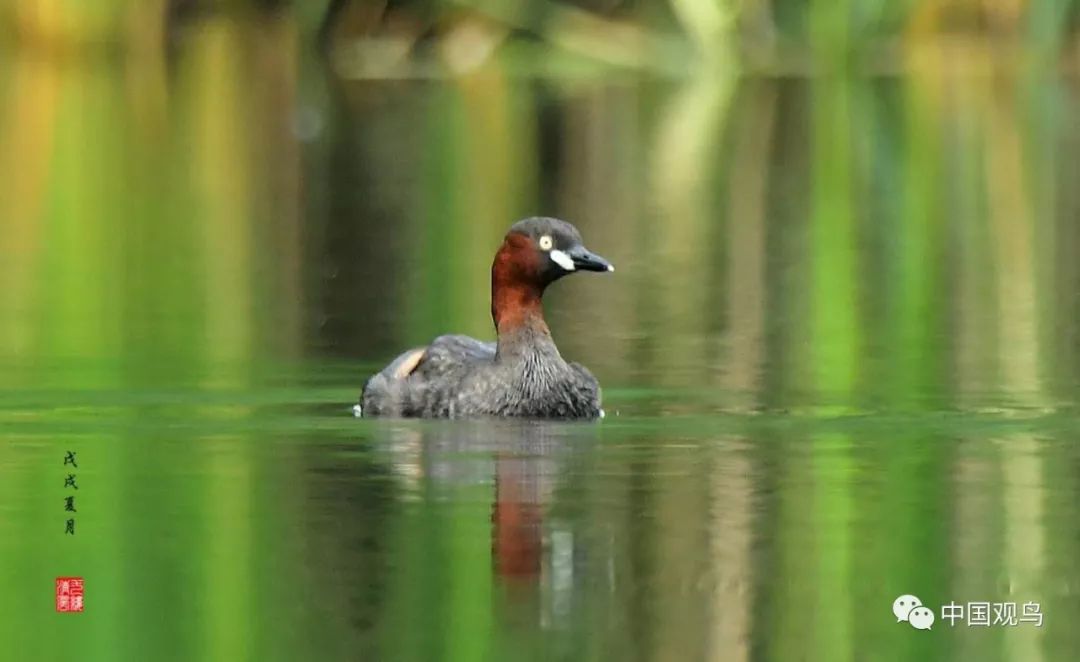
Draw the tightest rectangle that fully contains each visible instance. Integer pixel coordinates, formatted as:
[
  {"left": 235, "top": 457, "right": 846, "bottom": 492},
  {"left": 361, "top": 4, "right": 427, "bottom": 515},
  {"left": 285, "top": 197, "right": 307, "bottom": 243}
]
[{"left": 393, "top": 348, "right": 426, "bottom": 379}]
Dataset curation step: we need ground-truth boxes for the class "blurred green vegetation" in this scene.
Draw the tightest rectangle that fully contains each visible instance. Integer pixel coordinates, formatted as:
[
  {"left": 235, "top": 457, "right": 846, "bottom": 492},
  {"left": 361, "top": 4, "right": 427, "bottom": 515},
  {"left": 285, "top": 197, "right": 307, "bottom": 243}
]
[{"left": 3, "top": 0, "right": 1080, "bottom": 72}]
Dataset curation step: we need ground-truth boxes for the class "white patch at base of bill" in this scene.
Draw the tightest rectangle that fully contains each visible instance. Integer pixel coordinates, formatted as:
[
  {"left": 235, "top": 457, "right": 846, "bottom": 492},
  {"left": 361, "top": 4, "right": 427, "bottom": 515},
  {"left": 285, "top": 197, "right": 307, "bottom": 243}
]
[{"left": 550, "top": 249, "right": 575, "bottom": 271}]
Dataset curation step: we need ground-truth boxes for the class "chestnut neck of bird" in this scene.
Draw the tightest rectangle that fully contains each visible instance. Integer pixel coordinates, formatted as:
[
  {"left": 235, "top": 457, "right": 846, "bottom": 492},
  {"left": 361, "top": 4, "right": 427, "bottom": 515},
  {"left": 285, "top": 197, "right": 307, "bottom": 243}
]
[{"left": 490, "top": 239, "right": 550, "bottom": 338}]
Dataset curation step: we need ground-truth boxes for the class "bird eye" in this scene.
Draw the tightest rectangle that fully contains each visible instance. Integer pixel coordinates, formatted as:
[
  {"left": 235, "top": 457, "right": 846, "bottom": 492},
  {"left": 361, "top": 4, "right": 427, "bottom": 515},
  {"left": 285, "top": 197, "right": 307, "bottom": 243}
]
[{"left": 538, "top": 235, "right": 553, "bottom": 251}]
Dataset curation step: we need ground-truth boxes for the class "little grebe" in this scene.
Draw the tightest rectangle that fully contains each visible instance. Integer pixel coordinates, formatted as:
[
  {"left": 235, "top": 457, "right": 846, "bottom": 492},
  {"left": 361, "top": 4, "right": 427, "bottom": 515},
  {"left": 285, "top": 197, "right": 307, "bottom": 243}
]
[{"left": 358, "top": 217, "right": 613, "bottom": 419}]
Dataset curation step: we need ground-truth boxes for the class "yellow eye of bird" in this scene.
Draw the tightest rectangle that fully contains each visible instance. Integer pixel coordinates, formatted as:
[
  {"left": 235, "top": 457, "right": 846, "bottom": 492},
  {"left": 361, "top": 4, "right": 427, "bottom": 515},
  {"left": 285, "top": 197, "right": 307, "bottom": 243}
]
[{"left": 539, "top": 235, "right": 553, "bottom": 251}]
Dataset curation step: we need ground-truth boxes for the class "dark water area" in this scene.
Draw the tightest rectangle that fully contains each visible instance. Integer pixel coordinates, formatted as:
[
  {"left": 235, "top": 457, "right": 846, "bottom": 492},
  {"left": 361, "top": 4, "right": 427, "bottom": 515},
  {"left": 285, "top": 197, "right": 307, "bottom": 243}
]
[{"left": 2, "top": 18, "right": 1080, "bottom": 662}]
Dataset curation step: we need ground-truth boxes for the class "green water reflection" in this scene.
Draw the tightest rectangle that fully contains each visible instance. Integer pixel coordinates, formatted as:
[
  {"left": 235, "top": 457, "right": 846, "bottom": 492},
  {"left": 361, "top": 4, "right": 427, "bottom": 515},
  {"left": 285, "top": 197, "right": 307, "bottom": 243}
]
[{"left": 2, "top": 17, "right": 1080, "bottom": 662}]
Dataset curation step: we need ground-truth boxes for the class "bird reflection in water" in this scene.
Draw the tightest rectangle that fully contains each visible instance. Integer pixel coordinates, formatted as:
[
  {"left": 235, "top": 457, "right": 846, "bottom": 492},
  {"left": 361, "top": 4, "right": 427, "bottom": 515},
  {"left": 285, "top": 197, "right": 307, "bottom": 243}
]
[
  {"left": 492, "top": 444, "right": 547, "bottom": 579},
  {"left": 310, "top": 419, "right": 597, "bottom": 639},
  {"left": 387, "top": 420, "right": 589, "bottom": 612}
]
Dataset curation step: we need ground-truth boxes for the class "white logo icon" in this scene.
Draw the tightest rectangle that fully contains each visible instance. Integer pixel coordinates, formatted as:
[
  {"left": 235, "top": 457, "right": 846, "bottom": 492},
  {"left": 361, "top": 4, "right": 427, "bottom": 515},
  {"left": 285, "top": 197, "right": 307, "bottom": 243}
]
[
  {"left": 893, "top": 594, "right": 923, "bottom": 622},
  {"left": 909, "top": 606, "right": 935, "bottom": 630},
  {"left": 894, "top": 594, "right": 934, "bottom": 630}
]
